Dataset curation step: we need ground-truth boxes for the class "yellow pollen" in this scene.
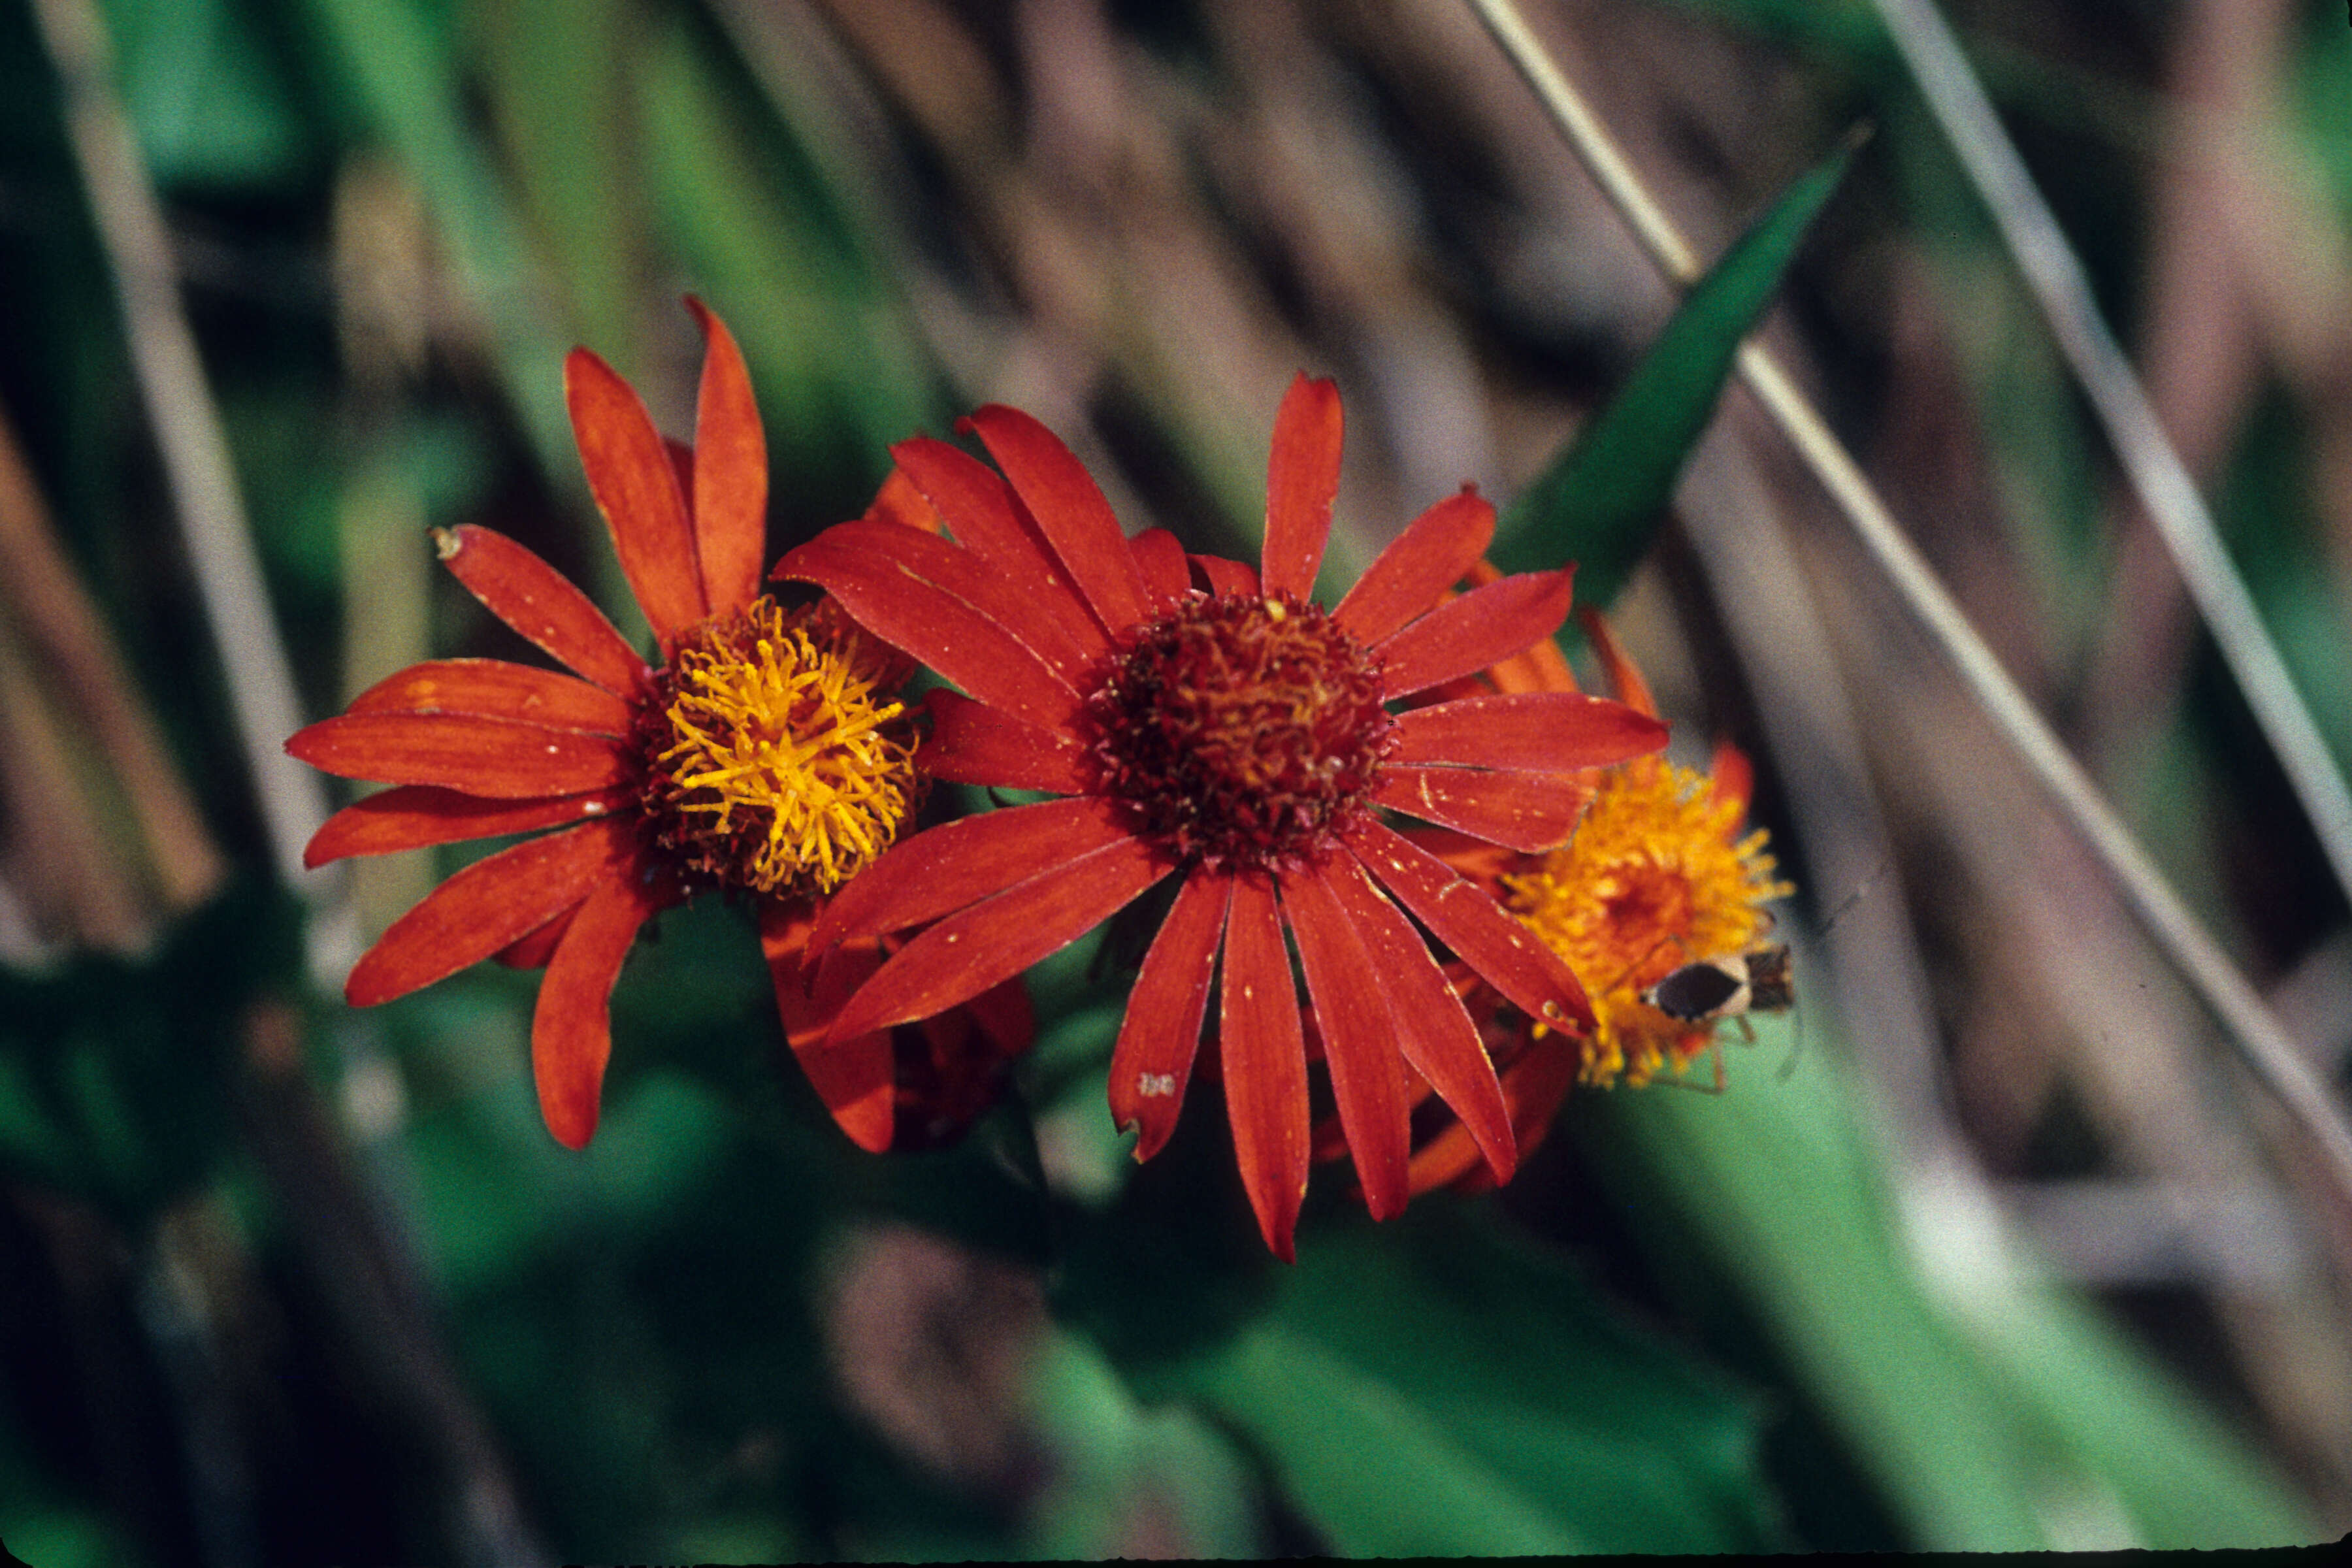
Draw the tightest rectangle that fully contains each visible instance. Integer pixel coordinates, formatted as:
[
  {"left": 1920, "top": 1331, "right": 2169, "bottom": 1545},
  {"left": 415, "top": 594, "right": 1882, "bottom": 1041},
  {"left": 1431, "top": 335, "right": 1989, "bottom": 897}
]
[
  {"left": 652, "top": 600, "right": 916, "bottom": 896},
  {"left": 1504, "top": 754, "right": 1790, "bottom": 1087}
]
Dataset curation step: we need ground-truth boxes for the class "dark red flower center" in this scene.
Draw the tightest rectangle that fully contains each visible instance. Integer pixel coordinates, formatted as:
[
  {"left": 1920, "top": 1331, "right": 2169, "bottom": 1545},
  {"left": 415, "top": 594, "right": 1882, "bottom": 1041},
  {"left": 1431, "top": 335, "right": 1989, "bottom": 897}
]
[{"left": 1085, "top": 591, "right": 1393, "bottom": 872}]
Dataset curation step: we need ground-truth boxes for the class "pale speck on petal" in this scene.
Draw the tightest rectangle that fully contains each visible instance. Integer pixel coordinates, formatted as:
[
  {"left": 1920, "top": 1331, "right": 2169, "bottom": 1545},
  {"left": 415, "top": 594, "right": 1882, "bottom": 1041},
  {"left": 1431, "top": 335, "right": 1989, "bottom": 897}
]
[{"left": 1138, "top": 1072, "right": 1177, "bottom": 1098}]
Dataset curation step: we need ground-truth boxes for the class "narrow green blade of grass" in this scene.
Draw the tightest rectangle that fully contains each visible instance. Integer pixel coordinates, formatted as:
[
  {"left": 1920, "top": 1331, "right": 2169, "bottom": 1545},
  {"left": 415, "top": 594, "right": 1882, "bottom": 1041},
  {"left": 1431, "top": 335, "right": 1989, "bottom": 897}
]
[{"left": 1492, "top": 132, "right": 1859, "bottom": 605}]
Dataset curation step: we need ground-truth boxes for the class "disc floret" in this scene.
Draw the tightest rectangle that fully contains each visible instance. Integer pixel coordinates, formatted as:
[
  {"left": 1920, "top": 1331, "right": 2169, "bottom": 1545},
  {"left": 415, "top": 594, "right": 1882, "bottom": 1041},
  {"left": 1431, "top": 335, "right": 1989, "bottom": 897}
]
[{"left": 1085, "top": 591, "right": 1394, "bottom": 872}]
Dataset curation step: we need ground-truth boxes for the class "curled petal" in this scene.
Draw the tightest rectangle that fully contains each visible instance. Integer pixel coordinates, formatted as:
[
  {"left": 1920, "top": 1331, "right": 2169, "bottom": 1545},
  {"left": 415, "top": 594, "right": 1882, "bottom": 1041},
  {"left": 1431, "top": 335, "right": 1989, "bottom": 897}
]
[
  {"left": 533, "top": 869, "right": 670, "bottom": 1149},
  {"left": 1281, "top": 863, "right": 1411, "bottom": 1220},
  {"left": 921, "top": 689, "right": 1090, "bottom": 794},
  {"left": 565, "top": 347, "right": 706, "bottom": 645},
  {"left": 432, "top": 525, "right": 649, "bottom": 697},
  {"left": 304, "top": 785, "right": 634, "bottom": 868},
  {"left": 685, "top": 298, "right": 768, "bottom": 617},
  {"left": 495, "top": 903, "right": 580, "bottom": 970},
  {"left": 348, "top": 659, "right": 633, "bottom": 735},
  {"left": 1260, "top": 373, "right": 1342, "bottom": 598},
  {"left": 1375, "top": 566, "right": 1576, "bottom": 700},
  {"left": 1190, "top": 555, "right": 1258, "bottom": 598},
  {"left": 812, "top": 795, "right": 1132, "bottom": 951},
  {"left": 762, "top": 900, "right": 894, "bottom": 1152},
  {"left": 1370, "top": 766, "right": 1587, "bottom": 853},
  {"left": 287, "top": 713, "right": 629, "bottom": 799},
  {"left": 963, "top": 404, "right": 1152, "bottom": 635},
  {"left": 1107, "top": 869, "right": 1233, "bottom": 1160},
  {"left": 1390, "top": 692, "right": 1668, "bottom": 774},
  {"left": 1220, "top": 874, "right": 1309, "bottom": 1264},
  {"left": 1331, "top": 488, "right": 1495, "bottom": 646}
]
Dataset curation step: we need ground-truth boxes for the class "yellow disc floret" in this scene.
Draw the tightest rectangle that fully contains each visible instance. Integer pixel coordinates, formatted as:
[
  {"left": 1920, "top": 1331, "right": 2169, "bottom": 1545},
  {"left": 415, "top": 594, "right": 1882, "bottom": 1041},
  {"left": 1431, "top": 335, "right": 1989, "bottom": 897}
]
[
  {"left": 643, "top": 598, "right": 917, "bottom": 897},
  {"left": 1504, "top": 754, "right": 1789, "bottom": 1087}
]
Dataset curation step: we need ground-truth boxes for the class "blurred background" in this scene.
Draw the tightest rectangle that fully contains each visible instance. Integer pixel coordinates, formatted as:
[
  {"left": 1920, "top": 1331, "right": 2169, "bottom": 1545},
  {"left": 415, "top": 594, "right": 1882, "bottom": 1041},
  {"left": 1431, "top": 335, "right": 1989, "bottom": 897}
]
[{"left": 3, "top": 0, "right": 2350, "bottom": 1559}]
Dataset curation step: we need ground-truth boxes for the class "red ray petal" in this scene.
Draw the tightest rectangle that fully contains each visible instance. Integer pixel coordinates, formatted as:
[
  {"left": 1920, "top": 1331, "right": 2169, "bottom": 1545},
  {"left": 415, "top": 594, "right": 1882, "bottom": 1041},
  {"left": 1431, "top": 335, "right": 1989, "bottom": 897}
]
[
  {"left": 494, "top": 902, "right": 580, "bottom": 970},
  {"left": 287, "top": 713, "right": 630, "bottom": 799},
  {"left": 1390, "top": 692, "right": 1668, "bottom": 772},
  {"left": 346, "top": 817, "right": 634, "bottom": 1007},
  {"left": 1578, "top": 606, "right": 1658, "bottom": 717},
  {"left": 964, "top": 973, "right": 1036, "bottom": 1056},
  {"left": 1343, "top": 816, "right": 1594, "bottom": 1035},
  {"left": 1260, "top": 374, "right": 1342, "bottom": 598},
  {"left": 303, "top": 785, "right": 634, "bottom": 868},
  {"left": 1314, "top": 854, "right": 1516, "bottom": 1188},
  {"left": 920, "top": 689, "right": 1089, "bottom": 794},
  {"left": 532, "top": 870, "right": 666, "bottom": 1149},
  {"left": 1107, "top": 869, "right": 1232, "bottom": 1161},
  {"left": 963, "top": 404, "right": 1152, "bottom": 635},
  {"left": 1375, "top": 566, "right": 1576, "bottom": 700},
  {"left": 776, "top": 525, "right": 1084, "bottom": 732},
  {"left": 1280, "top": 863, "right": 1410, "bottom": 1220},
  {"left": 1191, "top": 554, "right": 1258, "bottom": 598},
  {"left": 1129, "top": 527, "right": 1190, "bottom": 608},
  {"left": 348, "top": 659, "right": 634, "bottom": 736},
  {"left": 1709, "top": 738, "right": 1754, "bottom": 820},
  {"left": 889, "top": 436, "right": 1108, "bottom": 656},
  {"left": 826, "top": 834, "right": 1173, "bottom": 1042},
  {"left": 1331, "top": 488, "right": 1495, "bottom": 645},
  {"left": 1219, "top": 874, "right": 1309, "bottom": 1263},
  {"left": 433, "top": 525, "right": 649, "bottom": 697},
  {"left": 1371, "top": 766, "right": 1586, "bottom": 853},
  {"left": 564, "top": 347, "right": 707, "bottom": 646},
  {"left": 811, "top": 795, "right": 1132, "bottom": 951},
  {"left": 685, "top": 299, "right": 768, "bottom": 617},
  {"left": 762, "top": 900, "right": 894, "bottom": 1152}
]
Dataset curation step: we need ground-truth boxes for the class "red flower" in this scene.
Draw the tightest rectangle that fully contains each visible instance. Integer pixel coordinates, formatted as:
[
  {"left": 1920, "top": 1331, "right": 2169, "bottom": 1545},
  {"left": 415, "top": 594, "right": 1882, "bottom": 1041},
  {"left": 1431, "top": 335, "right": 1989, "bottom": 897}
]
[
  {"left": 287, "top": 301, "right": 1024, "bottom": 1152},
  {"left": 776, "top": 376, "right": 1667, "bottom": 1258}
]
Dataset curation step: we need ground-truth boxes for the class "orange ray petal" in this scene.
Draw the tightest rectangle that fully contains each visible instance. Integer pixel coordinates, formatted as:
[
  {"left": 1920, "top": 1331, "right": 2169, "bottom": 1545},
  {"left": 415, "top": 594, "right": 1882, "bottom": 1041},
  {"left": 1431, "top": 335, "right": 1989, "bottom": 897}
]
[
  {"left": 685, "top": 299, "right": 768, "bottom": 617},
  {"left": 919, "top": 689, "right": 1090, "bottom": 794},
  {"left": 1107, "top": 868, "right": 1233, "bottom": 1161},
  {"left": 1260, "top": 373, "right": 1342, "bottom": 599},
  {"left": 304, "top": 785, "right": 634, "bottom": 868},
  {"left": 811, "top": 794, "right": 1132, "bottom": 951},
  {"left": 1281, "top": 863, "right": 1411, "bottom": 1220},
  {"left": 1220, "top": 874, "right": 1309, "bottom": 1263},
  {"left": 1343, "top": 816, "right": 1594, "bottom": 1036},
  {"left": 1577, "top": 607, "right": 1658, "bottom": 718},
  {"left": 762, "top": 900, "right": 895, "bottom": 1152},
  {"left": 963, "top": 404, "right": 1152, "bottom": 635},
  {"left": 1371, "top": 766, "right": 1585, "bottom": 853},
  {"left": 433, "top": 525, "right": 649, "bottom": 697},
  {"left": 1390, "top": 691, "right": 1668, "bottom": 773},
  {"left": 348, "top": 659, "right": 634, "bottom": 735},
  {"left": 564, "top": 347, "right": 708, "bottom": 647},
  {"left": 862, "top": 467, "right": 945, "bottom": 534},
  {"left": 287, "top": 713, "right": 630, "bottom": 799},
  {"left": 1709, "top": 738, "right": 1754, "bottom": 820},
  {"left": 889, "top": 435, "right": 1109, "bottom": 657},
  {"left": 532, "top": 869, "right": 668, "bottom": 1149},
  {"left": 826, "top": 835, "right": 1173, "bottom": 1043},
  {"left": 495, "top": 902, "right": 580, "bottom": 970},
  {"left": 345, "top": 817, "right": 634, "bottom": 1007},
  {"left": 1375, "top": 566, "right": 1576, "bottom": 700},
  {"left": 1331, "top": 487, "right": 1495, "bottom": 646}
]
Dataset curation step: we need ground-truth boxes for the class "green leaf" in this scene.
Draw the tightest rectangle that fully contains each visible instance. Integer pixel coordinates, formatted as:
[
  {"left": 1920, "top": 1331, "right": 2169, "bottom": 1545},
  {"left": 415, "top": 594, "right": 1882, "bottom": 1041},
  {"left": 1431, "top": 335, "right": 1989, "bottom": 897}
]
[
  {"left": 1493, "top": 129, "right": 1862, "bottom": 605},
  {"left": 1168, "top": 1203, "right": 1783, "bottom": 1556}
]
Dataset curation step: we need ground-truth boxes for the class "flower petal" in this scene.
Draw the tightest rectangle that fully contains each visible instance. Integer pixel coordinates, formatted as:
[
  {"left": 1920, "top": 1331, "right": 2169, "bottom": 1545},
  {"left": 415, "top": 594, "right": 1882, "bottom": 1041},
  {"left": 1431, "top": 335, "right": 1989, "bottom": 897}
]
[
  {"left": 1709, "top": 738, "right": 1754, "bottom": 819},
  {"left": 1314, "top": 854, "right": 1516, "bottom": 1189},
  {"left": 1343, "top": 816, "right": 1595, "bottom": 1035},
  {"left": 1371, "top": 766, "right": 1586, "bottom": 853},
  {"left": 811, "top": 794, "right": 1134, "bottom": 950},
  {"left": 565, "top": 346, "right": 707, "bottom": 646},
  {"left": 494, "top": 903, "right": 580, "bottom": 970},
  {"left": 346, "top": 817, "right": 634, "bottom": 1007},
  {"left": 1130, "top": 527, "right": 1190, "bottom": 608},
  {"left": 685, "top": 298, "right": 768, "bottom": 617},
  {"left": 433, "top": 525, "right": 649, "bottom": 697},
  {"left": 1331, "top": 488, "right": 1495, "bottom": 646},
  {"left": 863, "top": 467, "right": 945, "bottom": 534},
  {"left": 1375, "top": 566, "right": 1576, "bottom": 700},
  {"left": 776, "top": 523, "right": 1084, "bottom": 731},
  {"left": 1579, "top": 606, "right": 1658, "bottom": 717},
  {"left": 963, "top": 404, "right": 1152, "bottom": 635},
  {"left": 826, "top": 834, "right": 1174, "bottom": 1042},
  {"left": 1107, "top": 869, "right": 1232, "bottom": 1161},
  {"left": 762, "top": 899, "right": 894, "bottom": 1152},
  {"left": 1280, "top": 862, "right": 1411, "bottom": 1220},
  {"left": 287, "top": 713, "right": 630, "bottom": 799},
  {"left": 1260, "top": 373, "right": 1342, "bottom": 599},
  {"left": 1220, "top": 874, "right": 1309, "bottom": 1263},
  {"left": 920, "top": 689, "right": 1090, "bottom": 794},
  {"left": 348, "top": 659, "right": 634, "bottom": 735},
  {"left": 303, "top": 785, "right": 634, "bottom": 868},
  {"left": 1390, "top": 692, "right": 1668, "bottom": 773},
  {"left": 889, "top": 435, "right": 1108, "bottom": 657},
  {"left": 532, "top": 869, "right": 667, "bottom": 1149}
]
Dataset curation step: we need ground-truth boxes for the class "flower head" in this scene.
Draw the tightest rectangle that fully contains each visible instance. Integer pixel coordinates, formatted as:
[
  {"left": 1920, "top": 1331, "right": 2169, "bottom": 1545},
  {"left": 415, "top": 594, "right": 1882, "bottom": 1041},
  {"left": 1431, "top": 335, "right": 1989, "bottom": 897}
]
[
  {"left": 287, "top": 301, "right": 1023, "bottom": 1151},
  {"left": 777, "top": 376, "right": 1667, "bottom": 1258}
]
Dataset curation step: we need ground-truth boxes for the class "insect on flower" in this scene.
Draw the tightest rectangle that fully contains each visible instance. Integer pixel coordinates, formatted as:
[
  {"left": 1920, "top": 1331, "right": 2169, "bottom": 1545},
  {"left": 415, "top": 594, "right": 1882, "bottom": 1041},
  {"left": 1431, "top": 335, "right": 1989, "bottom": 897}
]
[
  {"left": 776, "top": 375, "right": 1669, "bottom": 1259},
  {"left": 1642, "top": 942, "right": 1793, "bottom": 1027},
  {"left": 287, "top": 301, "right": 1026, "bottom": 1152}
]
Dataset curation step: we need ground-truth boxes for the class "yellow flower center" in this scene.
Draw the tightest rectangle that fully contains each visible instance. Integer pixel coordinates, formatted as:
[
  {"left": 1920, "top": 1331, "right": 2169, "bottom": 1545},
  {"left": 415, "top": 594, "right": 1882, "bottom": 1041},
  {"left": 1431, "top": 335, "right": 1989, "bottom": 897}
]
[
  {"left": 1503, "top": 754, "right": 1789, "bottom": 1086},
  {"left": 642, "top": 598, "right": 917, "bottom": 898}
]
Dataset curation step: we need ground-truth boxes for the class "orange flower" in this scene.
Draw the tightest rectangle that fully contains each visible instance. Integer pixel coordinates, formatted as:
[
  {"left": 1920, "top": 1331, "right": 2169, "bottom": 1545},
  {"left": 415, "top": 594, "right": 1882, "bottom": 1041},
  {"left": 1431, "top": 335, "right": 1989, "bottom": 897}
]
[
  {"left": 287, "top": 301, "right": 1026, "bottom": 1152},
  {"left": 1372, "top": 607, "right": 1792, "bottom": 1196},
  {"left": 776, "top": 377, "right": 1667, "bottom": 1258}
]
